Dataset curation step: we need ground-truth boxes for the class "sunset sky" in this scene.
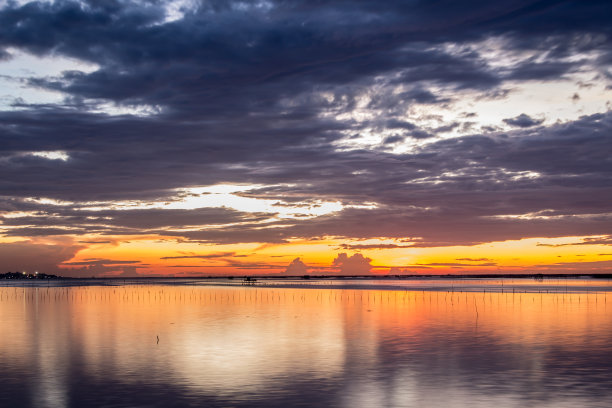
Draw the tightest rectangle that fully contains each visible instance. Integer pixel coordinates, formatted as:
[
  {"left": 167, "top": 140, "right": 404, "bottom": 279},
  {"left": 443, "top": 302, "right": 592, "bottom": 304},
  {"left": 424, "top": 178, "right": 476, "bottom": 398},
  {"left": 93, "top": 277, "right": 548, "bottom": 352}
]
[{"left": 1, "top": 0, "right": 611, "bottom": 277}]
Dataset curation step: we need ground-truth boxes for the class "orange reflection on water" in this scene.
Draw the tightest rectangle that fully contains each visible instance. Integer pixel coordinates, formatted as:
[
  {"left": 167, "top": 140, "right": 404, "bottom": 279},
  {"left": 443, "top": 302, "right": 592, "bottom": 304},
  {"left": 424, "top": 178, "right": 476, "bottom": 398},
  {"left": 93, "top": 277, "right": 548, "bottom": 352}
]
[{"left": 0, "top": 284, "right": 611, "bottom": 407}]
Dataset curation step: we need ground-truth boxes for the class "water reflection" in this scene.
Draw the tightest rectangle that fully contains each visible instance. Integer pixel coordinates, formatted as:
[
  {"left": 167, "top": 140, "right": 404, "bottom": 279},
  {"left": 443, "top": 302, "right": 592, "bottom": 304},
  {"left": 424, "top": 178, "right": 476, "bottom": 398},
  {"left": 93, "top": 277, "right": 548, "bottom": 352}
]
[{"left": 0, "top": 284, "right": 611, "bottom": 407}]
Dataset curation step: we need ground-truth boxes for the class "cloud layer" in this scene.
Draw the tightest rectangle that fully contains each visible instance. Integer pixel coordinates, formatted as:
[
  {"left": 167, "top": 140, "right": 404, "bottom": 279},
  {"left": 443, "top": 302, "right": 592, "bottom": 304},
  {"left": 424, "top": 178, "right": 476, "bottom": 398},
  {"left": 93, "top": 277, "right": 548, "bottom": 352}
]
[{"left": 1, "top": 1, "right": 611, "bottom": 274}]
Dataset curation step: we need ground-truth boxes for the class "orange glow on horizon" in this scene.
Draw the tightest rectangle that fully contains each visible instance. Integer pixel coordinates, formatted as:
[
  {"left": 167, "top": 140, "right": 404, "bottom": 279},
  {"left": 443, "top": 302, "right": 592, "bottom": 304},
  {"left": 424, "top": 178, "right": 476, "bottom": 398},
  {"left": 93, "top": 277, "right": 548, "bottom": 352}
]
[{"left": 38, "top": 233, "right": 612, "bottom": 277}]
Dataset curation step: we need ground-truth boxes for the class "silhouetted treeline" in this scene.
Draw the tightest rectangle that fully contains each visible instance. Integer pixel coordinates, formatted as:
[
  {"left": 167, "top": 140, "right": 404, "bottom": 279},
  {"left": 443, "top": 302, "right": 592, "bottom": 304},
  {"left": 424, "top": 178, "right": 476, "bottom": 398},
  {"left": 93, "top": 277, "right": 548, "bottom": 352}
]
[{"left": 1, "top": 272, "right": 61, "bottom": 280}]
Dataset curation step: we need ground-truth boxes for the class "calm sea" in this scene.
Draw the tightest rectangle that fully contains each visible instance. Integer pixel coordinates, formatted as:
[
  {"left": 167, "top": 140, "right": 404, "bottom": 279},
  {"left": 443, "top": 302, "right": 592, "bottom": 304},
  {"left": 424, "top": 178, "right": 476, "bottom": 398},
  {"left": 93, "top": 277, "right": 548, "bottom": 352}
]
[{"left": 1, "top": 278, "right": 611, "bottom": 407}]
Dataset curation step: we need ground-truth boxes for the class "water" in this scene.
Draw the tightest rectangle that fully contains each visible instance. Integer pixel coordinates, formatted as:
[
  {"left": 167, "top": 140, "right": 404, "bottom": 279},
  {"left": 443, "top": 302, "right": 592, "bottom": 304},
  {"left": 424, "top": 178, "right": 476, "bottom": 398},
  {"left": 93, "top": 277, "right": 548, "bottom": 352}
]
[{"left": 1, "top": 279, "right": 611, "bottom": 407}]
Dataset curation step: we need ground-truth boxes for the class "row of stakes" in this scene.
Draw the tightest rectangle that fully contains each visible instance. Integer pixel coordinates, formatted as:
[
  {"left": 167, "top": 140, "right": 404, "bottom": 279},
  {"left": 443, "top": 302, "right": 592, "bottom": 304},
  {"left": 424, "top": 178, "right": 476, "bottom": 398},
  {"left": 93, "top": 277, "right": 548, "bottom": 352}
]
[{"left": 0, "top": 287, "right": 607, "bottom": 311}]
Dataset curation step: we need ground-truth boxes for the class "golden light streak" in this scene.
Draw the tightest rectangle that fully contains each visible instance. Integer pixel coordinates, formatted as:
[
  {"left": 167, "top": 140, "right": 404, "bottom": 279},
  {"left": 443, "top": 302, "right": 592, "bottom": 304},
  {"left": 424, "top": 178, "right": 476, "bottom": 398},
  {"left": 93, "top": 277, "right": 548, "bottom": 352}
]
[{"left": 45, "top": 234, "right": 612, "bottom": 276}]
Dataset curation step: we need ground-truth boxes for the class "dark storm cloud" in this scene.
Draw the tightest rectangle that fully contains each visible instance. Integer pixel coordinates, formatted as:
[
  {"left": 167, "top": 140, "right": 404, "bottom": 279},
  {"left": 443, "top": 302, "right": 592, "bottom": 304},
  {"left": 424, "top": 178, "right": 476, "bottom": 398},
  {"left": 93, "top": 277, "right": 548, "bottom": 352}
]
[
  {"left": 0, "top": 240, "right": 83, "bottom": 273},
  {"left": 0, "top": 107, "right": 351, "bottom": 200},
  {"left": 383, "top": 119, "right": 417, "bottom": 130},
  {"left": 0, "top": 0, "right": 498, "bottom": 113},
  {"left": 2, "top": 111, "right": 611, "bottom": 246},
  {"left": 1, "top": 0, "right": 609, "bottom": 114},
  {"left": 503, "top": 113, "right": 544, "bottom": 128},
  {"left": 382, "top": 135, "right": 404, "bottom": 145},
  {"left": 281, "top": 206, "right": 612, "bottom": 247},
  {"left": 90, "top": 208, "right": 271, "bottom": 230},
  {"left": 503, "top": 60, "right": 577, "bottom": 81},
  {"left": 0, "top": 0, "right": 611, "bottom": 250},
  {"left": 0, "top": 207, "right": 278, "bottom": 242},
  {"left": 4, "top": 227, "right": 94, "bottom": 237},
  {"left": 410, "top": 129, "right": 435, "bottom": 139}
]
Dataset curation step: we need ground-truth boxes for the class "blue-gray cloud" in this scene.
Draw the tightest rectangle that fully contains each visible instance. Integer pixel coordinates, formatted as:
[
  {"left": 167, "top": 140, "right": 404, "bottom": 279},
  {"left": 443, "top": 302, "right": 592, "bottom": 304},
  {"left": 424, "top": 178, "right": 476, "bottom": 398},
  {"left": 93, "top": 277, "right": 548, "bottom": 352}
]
[
  {"left": 0, "top": 0, "right": 611, "bottom": 251},
  {"left": 503, "top": 113, "right": 544, "bottom": 127}
]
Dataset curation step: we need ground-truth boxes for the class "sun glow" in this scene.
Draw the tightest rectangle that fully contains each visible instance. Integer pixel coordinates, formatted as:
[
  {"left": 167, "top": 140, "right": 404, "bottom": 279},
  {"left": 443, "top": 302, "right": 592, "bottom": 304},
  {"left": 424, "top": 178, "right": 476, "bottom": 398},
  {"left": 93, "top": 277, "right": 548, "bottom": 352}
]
[
  {"left": 46, "top": 233, "right": 612, "bottom": 277},
  {"left": 16, "top": 184, "right": 356, "bottom": 221}
]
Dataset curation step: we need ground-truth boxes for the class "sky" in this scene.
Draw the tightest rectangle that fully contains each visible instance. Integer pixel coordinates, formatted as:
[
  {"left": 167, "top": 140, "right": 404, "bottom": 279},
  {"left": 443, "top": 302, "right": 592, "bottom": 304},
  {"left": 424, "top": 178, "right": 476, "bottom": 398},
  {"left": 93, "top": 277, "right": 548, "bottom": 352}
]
[{"left": 0, "top": 0, "right": 611, "bottom": 277}]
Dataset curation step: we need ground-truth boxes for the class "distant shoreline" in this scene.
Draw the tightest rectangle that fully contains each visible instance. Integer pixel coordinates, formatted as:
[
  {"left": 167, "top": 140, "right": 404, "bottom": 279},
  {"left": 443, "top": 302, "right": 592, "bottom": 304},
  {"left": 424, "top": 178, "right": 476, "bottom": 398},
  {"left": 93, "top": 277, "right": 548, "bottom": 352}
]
[{"left": 3, "top": 273, "right": 611, "bottom": 280}]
